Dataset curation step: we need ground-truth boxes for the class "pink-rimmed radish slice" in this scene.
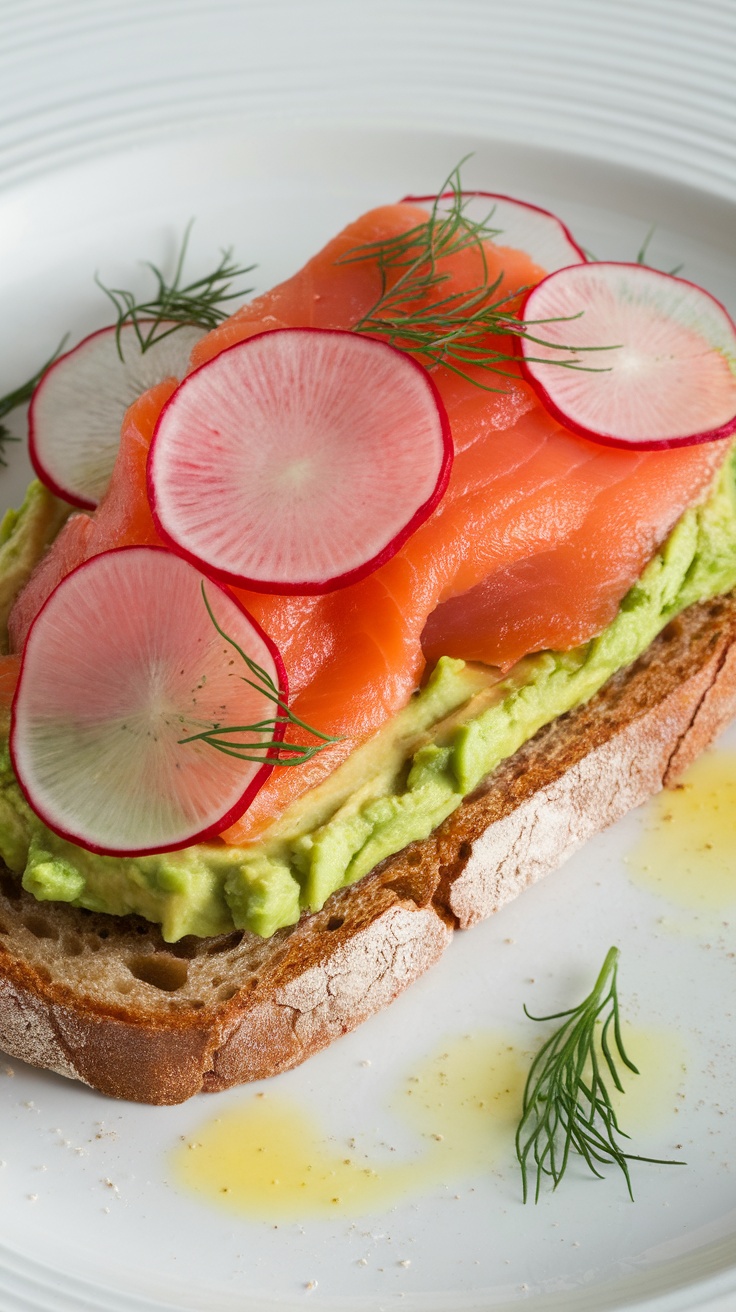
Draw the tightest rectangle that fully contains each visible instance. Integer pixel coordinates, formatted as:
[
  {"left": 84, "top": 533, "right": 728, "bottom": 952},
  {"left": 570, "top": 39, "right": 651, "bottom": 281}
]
[
  {"left": 400, "top": 190, "right": 586, "bottom": 272},
  {"left": 518, "top": 263, "right": 736, "bottom": 450},
  {"left": 10, "top": 546, "right": 286, "bottom": 857},
  {"left": 29, "top": 322, "right": 204, "bottom": 510},
  {"left": 148, "top": 327, "right": 453, "bottom": 594}
]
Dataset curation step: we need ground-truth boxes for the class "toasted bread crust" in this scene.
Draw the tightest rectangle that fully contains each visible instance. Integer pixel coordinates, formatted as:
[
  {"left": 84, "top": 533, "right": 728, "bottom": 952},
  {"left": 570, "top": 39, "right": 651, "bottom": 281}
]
[{"left": 1, "top": 592, "right": 735, "bottom": 1103}]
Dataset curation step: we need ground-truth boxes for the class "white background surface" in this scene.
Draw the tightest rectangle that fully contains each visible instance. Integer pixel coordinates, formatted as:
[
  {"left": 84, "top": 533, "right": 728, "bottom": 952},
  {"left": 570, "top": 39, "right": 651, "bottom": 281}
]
[{"left": 0, "top": 4, "right": 735, "bottom": 1309}]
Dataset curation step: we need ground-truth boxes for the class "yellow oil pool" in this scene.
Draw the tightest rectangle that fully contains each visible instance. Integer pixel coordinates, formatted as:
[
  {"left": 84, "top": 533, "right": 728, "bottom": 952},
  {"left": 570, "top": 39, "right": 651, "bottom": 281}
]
[
  {"left": 605, "top": 1027, "right": 687, "bottom": 1132},
  {"left": 172, "top": 1032, "right": 523, "bottom": 1219},
  {"left": 172, "top": 1023, "right": 683, "bottom": 1219},
  {"left": 627, "top": 750, "right": 736, "bottom": 912}
]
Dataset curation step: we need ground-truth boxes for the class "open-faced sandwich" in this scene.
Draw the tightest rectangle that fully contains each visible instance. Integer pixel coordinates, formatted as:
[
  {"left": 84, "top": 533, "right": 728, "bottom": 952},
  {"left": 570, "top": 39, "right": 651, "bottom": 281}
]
[{"left": 0, "top": 179, "right": 735, "bottom": 1104}]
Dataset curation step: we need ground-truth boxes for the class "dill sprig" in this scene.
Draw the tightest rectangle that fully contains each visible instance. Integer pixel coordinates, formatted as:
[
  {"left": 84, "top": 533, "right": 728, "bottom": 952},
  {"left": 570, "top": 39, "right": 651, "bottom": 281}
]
[
  {"left": 516, "top": 946, "right": 684, "bottom": 1203},
  {"left": 585, "top": 228, "right": 683, "bottom": 276},
  {"left": 635, "top": 226, "right": 684, "bottom": 277},
  {"left": 178, "top": 584, "right": 339, "bottom": 768},
  {"left": 0, "top": 226, "right": 254, "bottom": 462},
  {"left": 0, "top": 338, "right": 68, "bottom": 467},
  {"left": 635, "top": 225, "right": 657, "bottom": 267},
  {"left": 339, "top": 162, "right": 605, "bottom": 391},
  {"left": 96, "top": 221, "right": 256, "bottom": 361}
]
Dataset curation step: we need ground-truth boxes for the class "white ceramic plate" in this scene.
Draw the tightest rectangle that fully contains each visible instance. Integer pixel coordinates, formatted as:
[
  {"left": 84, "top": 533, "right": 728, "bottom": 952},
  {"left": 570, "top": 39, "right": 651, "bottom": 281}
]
[
  {"left": 1, "top": 20, "right": 736, "bottom": 1303},
  {"left": 0, "top": 121, "right": 735, "bottom": 1312}
]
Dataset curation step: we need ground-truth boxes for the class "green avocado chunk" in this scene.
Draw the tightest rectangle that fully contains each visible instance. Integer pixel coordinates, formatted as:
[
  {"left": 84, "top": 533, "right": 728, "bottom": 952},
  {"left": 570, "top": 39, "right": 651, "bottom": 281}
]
[
  {"left": 1, "top": 448, "right": 736, "bottom": 941},
  {"left": 0, "top": 480, "right": 71, "bottom": 652}
]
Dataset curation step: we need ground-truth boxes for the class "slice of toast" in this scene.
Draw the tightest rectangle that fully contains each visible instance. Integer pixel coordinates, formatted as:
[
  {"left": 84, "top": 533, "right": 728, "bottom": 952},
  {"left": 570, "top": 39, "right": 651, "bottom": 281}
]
[{"left": 0, "top": 590, "right": 735, "bottom": 1104}]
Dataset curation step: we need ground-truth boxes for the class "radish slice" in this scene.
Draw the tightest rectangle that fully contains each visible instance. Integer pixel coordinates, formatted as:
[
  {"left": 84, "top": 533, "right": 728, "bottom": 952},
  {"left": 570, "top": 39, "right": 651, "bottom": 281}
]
[
  {"left": 10, "top": 546, "right": 286, "bottom": 856},
  {"left": 518, "top": 263, "right": 736, "bottom": 449},
  {"left": 400, "top": 190, "right": 586, "bottom": 272},
  {"left": 148, "top": 327, "right": 452, "bottom": 594},
  {"left": 29, "top": 322, "right": 204, "bottom": 510}
]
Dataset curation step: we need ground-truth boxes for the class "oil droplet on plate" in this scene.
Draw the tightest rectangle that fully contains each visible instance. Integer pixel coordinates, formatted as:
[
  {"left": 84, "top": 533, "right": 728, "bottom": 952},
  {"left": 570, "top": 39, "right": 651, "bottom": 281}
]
[
  {"left": 604, "top": 1027, "right": 687, "bottom": 1134},
  {"left": 171, "top": 1032, "right": 526, "bottom": 1219},
  {"left": 626, "top": 749, "right": 736, "bottom": 911},
  {"left": 387, "top": 1029, "right": 523, "bottom": 1168},
  {"left": 171, "top": 1022, "right": 683, "bottom": 1219}
]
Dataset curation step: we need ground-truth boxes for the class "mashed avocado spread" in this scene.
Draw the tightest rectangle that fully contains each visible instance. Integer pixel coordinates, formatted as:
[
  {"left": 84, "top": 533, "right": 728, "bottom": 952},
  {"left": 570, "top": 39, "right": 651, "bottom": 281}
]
[{"left": 1, "top": 450, "right": 736, "bottom": 942}]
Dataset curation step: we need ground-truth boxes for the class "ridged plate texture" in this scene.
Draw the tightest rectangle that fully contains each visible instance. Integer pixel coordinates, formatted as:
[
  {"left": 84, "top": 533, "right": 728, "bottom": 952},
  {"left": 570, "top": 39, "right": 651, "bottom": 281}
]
[
  {"left": 0, "top": 0, "right": 735, "bottom": 197},
  {"left": 0, "top": 3, "right": 735, "bottom": 1311}
]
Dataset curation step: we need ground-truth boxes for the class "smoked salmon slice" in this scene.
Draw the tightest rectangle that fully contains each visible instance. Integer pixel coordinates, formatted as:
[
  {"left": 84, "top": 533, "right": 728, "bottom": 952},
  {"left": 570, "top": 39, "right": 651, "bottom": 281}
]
[{"left": 8, "top": 203, "right": 725, "bottom": 844}]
